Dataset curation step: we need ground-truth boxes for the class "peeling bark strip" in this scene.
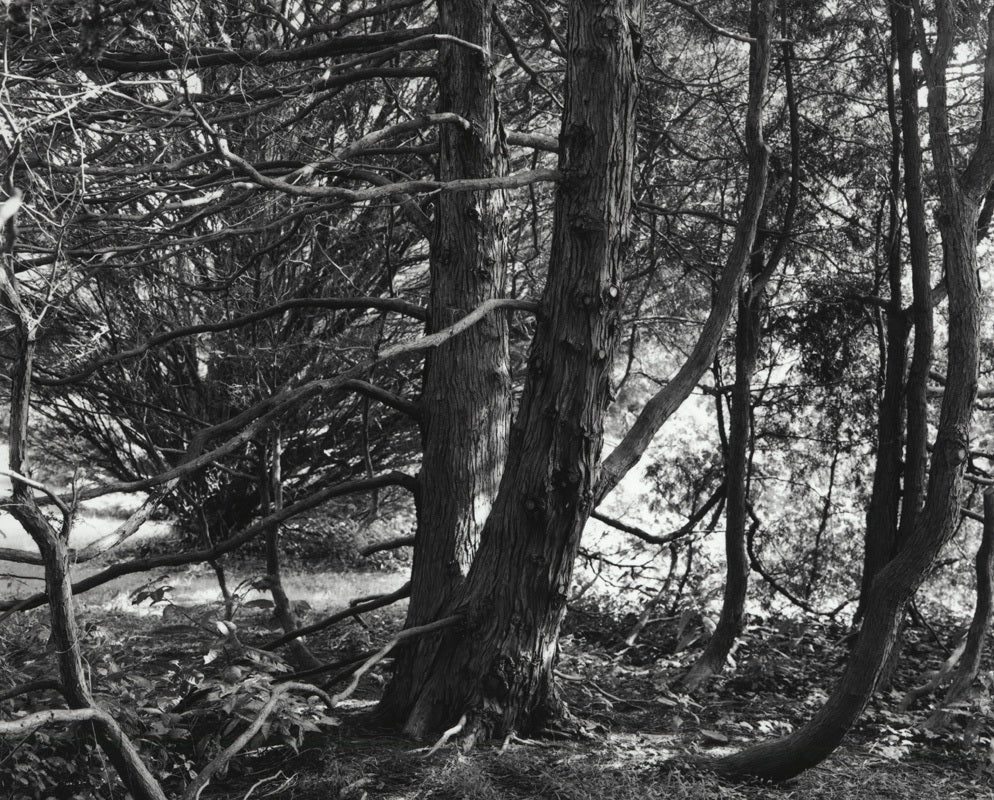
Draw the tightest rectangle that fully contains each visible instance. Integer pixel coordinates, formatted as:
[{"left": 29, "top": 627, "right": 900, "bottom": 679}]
[
  {"left": 383, "top": 0, "right": 644, "bottom": 742},
  {"left": 379, "top": 0, "right": 512, "bottom": 718},
  {"left": 710, "top": 1, "right": 994, "bottom": 780}
]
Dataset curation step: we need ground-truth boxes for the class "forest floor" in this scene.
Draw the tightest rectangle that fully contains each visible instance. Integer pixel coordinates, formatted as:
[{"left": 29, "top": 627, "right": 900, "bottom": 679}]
[{"left": 3, "top": 559, "right": 994, "bottom": 799}]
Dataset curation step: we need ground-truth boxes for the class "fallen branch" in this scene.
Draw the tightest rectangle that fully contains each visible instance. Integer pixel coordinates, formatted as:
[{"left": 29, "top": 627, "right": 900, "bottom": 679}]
[
  {"left": 0, "top": 678, "right": 63, "bottom": 703},
  {"left": 0, "top": 706, "right": 101, "bottom": 733}
]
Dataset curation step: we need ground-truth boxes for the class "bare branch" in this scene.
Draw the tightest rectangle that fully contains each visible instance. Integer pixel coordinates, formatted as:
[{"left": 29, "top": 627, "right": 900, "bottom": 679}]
[
  {"left": 97, "top": 27, "right": 434, "bottom": 72},
  {"left": 264, "top": 581, "right": 412, "bottom": 651},
  {"left": 0, "top": 475, "right": 414, "bottom": 616},
  {"left": 328, "top": 615, "right": 461, "bottom": 706},
  {"left": 62, "top": 298, "right": 534, "bottom": 503},
  {"left": 359, "top": 534, "right": 416, "bottom": 557},
  {"left": 179, "top": 682, "right": 330, "bottom": 800},
  {"left": 36, "top": 296, "right": 426, "bottom": 387}
]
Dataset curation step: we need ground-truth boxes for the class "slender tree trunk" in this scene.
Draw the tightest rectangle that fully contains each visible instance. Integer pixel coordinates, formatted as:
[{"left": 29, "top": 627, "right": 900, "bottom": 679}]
[
  {"left": 624, "top": 544, "right": 678, "bottom": 648},
  {"left": 386, "top": 0, "right": 644, "bottom": 742},
  {"left": 857, "top": 46, "right": 908, "bottom": 619},
  {"left": 378, "top": 0, "right": 511, "bottom": 719},
  {"left": 891, "top": 0, "right": 934, "bottom": 552},
  {"left": 264, "top": 432, "right": 320, "bottom": 670},
  {"left": 709, "top": 3, "right": 994, "bottom": 778},
  {"left": 683, "top": 273, "right": 763, "bottom": 691},
  {"left": 927, "top": 490, "right": 994, "bottom": 731}
]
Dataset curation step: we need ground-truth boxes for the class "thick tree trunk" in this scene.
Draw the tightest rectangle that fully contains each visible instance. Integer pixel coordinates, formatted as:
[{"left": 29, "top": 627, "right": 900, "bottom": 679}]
[
  {"left": 709, "top": 3, "right": 994, "bottom": 778},
  {"left": 927, "top": 490, "right": 994, "bottom": 731},
  {"left": 378, "top": 0, "right": 511, "bottom": 720},
  {"left": 385, "top": 0, "right": 644, "bottom": 742}
]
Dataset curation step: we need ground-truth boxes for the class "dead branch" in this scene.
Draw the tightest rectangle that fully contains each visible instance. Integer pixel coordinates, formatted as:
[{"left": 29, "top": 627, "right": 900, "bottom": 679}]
[
  {"left": 359, "top": 535, "right": 416, "bottom": 557},
  {"left": 0, "top": 678, "right": 63, "bottom": 703},
  {"left": 328, "top": 616, "right": 462, "bottom": 707},
  {"left": 60, "top": 297, "right": 536, "bottom": 504},
  {"left": 37, "top": 297, "right": 427, "bottom": 388},
  {"left": 179, "top": 682, "right": 330, "bottom": 800},
  {"left": 263, "top": 582, "right": 412, "bottom": 651}
]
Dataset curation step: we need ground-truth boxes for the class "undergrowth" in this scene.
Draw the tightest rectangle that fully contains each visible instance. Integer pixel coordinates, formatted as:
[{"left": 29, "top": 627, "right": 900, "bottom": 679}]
[{"left": 2, "top": 567, "right": 994, "bottom": 799}]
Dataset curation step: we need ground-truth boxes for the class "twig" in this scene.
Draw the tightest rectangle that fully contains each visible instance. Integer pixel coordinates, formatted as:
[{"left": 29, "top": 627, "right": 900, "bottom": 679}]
[{"left": 241, "top": 771, "right": 294, "bottom": 800}]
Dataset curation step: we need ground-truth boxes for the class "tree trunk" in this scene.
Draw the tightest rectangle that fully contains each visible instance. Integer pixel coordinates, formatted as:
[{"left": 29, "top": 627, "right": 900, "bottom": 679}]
[
  {"left": 378, "top": 0, "right": 512, "bottom": 719},
  {"left": 891, "top": 0, "right": 934, "bottom": 552},
  {"left": 264, "top": 432, "right": 321, "bottom": 670},
  {"left": 856, "top": 45, "right": 908, "bottom": 619},
  {"left": 384, "top": 0, "right": 644, "bottom": 742},
  {"left": 683, "top": 265, "right": 764, "bottom": 692},
  {"left": 709, "top": 3, "right": 994, "bottom": 778},
  {"left": 927, "top": 489, "right": 994, "bottom": 731}
]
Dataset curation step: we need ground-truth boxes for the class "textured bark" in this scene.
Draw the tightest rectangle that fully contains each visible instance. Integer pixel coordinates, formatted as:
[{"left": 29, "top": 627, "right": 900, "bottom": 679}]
[
  {"left": 926, "top": 490, "right": 994, "bottom": 731},
  {"left": 379, "top": 0, "right": 511, "bottom": 719},
  {"left": 387, "top": 0, "right": 643, "bottom": 741},
  {"left": 710, "top": 3, "right": 994, "bottom": 779}
]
